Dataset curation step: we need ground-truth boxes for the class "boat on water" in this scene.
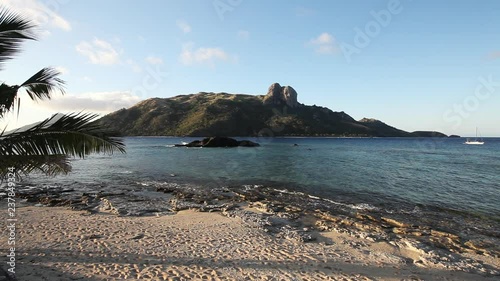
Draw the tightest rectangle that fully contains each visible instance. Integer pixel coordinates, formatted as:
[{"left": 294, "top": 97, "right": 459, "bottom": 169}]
[{"left": 465, "top": 127, "right": 484, "bottom": 145}]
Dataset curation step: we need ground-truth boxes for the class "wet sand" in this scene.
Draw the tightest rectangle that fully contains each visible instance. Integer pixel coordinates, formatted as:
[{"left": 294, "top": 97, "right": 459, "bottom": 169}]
[{"left": 1, "top": 206, "right": 498, "bottom": 281}]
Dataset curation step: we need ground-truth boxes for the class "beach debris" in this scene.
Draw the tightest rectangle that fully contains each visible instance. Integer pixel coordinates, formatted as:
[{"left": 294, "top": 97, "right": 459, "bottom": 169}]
[
  {"left": 130, "top": 233, "right": 145, "bottom": 240},
  {"left": 81, "top": 234, "right": 103, "bottom": 240}
]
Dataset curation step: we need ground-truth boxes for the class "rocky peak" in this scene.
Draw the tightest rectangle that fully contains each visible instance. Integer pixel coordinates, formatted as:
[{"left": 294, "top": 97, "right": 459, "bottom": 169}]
[
  {"left": 263, "top": 83, "right": 301, "bottom": 108},
  {"left": 359, "top": 118, "right": 380, "bottom": 123}
]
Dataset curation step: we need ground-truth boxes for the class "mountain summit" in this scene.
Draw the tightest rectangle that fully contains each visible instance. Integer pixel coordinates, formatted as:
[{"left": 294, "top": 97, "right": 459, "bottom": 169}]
[
  {"left": 263, "top": 83, "right": 301, "bottom": 108},
  {"left": 97, "top": 83, "right": 447, "bottom": 137}
]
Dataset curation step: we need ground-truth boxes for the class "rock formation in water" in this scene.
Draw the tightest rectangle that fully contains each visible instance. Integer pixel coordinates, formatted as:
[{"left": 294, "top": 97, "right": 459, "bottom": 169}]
[{"left": 175, "top": 137, "right": 260, "bottom": 148}]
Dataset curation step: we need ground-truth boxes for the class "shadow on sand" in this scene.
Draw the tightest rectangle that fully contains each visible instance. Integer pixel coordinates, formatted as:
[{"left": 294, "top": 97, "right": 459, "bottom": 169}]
[{"left": 11, "top": 247, "right": 494, "bottom": 281}]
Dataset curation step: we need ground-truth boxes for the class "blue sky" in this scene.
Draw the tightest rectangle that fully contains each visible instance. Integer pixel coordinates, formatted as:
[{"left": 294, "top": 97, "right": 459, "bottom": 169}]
[{"left": 1, "top": 0, "right": 500, "bottom": 136}]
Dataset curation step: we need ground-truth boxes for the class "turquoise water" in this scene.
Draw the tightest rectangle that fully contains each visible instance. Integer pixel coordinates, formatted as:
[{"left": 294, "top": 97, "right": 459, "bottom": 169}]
[{"left": 20, "top": 137, "right": 500, "bottom": 219}]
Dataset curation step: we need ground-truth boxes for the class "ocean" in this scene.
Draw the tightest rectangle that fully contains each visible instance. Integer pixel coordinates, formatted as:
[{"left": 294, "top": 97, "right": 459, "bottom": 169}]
[{"left": 15, "top": 136, "right": 500, "bottom": 221}]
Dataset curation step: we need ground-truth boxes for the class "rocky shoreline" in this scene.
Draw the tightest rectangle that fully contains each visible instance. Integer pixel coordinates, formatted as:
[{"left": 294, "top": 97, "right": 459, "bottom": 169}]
[{"left": 6, "top": 180, "right": 499, "bottom": 277}]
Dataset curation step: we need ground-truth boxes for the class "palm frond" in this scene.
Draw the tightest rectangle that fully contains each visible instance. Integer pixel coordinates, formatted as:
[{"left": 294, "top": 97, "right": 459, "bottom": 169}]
[
  {"left": 0, "top": 154, "right": 70, "bottom": 179},
  {"left": 0, "top": 68, "right": 64, "bottom": 116},
  {"left": 0, "top": 112, "right": 125, "bottom": 158},
  {"left": 0, "top": 7, "right": 36, "bottom": 69},
  {"left": 20, "top": 67, "right": 65, "bottom": 100},
  {"left": 0, "top": 83, "right": 18, "bottom": 117}
]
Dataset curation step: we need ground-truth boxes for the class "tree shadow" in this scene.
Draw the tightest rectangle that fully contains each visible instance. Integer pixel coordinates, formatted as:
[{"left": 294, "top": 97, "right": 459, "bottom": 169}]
[
  {"left": 1, "top": 262, "right": 101, "bottom": 281},
  {"left": 14, "top": 247, "right": 494, "bottom": 280}
]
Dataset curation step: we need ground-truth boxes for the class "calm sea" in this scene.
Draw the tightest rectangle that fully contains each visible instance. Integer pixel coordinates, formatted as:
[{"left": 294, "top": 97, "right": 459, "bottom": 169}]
[{"left": 16, "top": 137, "right": 500, "bottom": 220}]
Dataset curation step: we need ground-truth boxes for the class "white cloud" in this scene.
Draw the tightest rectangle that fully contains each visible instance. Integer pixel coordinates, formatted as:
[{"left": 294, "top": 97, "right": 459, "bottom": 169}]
[
  {"left": 308, "top": 32, "right": 339, "bottom": 55},
  {"left": 126, "top": 59, "right": 143, "bottom": 73},
  {"left": 51, "top": 14, "right": 71, "bottom": 31},
  {"left": 38, "top": 91, "right": 142, "bottom": 113},
  {"left": 0, "top": 91, "right": 142, "bottom": 131},
  {"left": 55, "top": 66, "right": 69, "bottom": 75},
  {"left": 180, "top": 43, "right": 235, "bottom": 66},
  {"left": 2, "top": 0, "right": 71, "bottom": 31},
  {"left": 176, "top": 20, "right": 191, "bottom": 33},
  {"left": 311, "top": 33, "right": 334, "bottom": 45},
  {"left": 145, "top": 56, "right": 164, "bottom": 65},
  {"left": 82, "top": 76, "right": 93, "bottom": 82},
  {"left": 76, "top": 38, "right": 120, "bottom": 65},
  {"left": 237, "top": 30, "right": 250, "bottom": 40}
]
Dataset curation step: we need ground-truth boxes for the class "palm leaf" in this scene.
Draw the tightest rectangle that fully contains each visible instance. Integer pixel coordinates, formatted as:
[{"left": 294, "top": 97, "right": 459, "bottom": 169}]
[
  {"left": 0, "top": 7, "right": 36, "bottom": 69},
  {"left": 0, "top": 112, "right": 125, "bottom": 158},
  {"left": 20, "top": 67, "right": 65, "bottom": 101},
  {"left": 0, "top": 7, "right": 125, "bottom": 179},
  {"left": 0, "top": 83, "right": 18, "bottom": 117},
  {"left": 0, "top": 68, "right": 64, "bottom": 117},
  {"left": 0, "top": 154, "right": 71, "bottom": 178}
]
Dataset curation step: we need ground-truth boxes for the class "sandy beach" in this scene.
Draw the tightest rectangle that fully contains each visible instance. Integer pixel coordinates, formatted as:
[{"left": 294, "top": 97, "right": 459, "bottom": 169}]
[{"left": 1, "top": 205, "right": 498, "bottom": 281}]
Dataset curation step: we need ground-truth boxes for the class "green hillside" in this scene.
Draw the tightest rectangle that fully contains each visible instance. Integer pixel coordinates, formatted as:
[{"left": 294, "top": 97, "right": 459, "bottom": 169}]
[{"left": 97, "top": 84, "right": 448, "bottom": 137}]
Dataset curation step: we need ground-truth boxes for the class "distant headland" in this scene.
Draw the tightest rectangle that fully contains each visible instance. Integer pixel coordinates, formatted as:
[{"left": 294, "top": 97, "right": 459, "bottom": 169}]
[{"left": 97, "top": 83, "right": 451, "bottom": 138}]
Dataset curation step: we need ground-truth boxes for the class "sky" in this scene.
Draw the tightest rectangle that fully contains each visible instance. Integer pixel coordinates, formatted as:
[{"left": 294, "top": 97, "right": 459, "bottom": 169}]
[{"left": 1, "top": 0, "right": 500, "bottom": 136}]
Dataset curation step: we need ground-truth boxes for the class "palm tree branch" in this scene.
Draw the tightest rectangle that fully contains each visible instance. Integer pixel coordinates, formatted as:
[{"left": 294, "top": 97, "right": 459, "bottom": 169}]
[
  {"left": 0, "top": 68, "right": 64, "bottom": 117},
  {"left": 0, "top": 113, "right": 125, "bottom": 158},
  {"left": 0, "top": 7, "right": 36, "bottom": 68},
  {"left": 0, "top": 154, "right": 71, "bottom": 179},
  {"left": 20, "top": 67, "right": 65, "bottom": 101},
  {"left": 0, "top": 83, "right": 18, "bottom": 117}
]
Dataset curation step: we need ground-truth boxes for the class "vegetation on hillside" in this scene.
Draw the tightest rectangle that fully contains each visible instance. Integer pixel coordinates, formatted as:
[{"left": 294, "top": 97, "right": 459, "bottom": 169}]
[{"left": 97, "top": 92, "right": 448, "bottom": 138}]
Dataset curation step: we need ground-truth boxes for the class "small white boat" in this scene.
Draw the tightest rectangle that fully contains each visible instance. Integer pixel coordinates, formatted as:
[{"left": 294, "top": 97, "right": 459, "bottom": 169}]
[
  {"left": 465, "top": 140, "right": 484, "bottom": 145},
  {"left": 465, "top": 127, "right": 484, "bottom": 145}
]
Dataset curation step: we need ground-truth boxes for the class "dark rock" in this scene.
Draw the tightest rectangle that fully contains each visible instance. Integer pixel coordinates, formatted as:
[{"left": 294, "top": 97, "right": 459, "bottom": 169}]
[
  {"left": 130, "top": 233, "right": 145, "bottom": 240},
  {"left": 202, "top": 136, "right": 239, "bottom": 147},
  {"left": 238, "top": 140, "right": 260, "bottom": 147},
  {"left": 449, "top": 135, "right": 461, "bottom": 138},
  {"left": 178, "top": 137, "right": 259, "bottom": 148},
  {"left": 156, "top": 186, "right": 176, "bottom": 193},
  {"left": 184, "top": 140, "right": 202, "bottom": 147}
]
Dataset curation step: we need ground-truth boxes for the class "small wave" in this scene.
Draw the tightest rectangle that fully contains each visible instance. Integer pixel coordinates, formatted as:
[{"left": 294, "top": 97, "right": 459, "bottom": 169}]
[
  {"left": 272, "top": 188, "right": 377, "bottom": 211},
  {"left": 149, "top": 145, "right": 176, "bottom": 148},
  {"left": 243, "top": 184, "right": 264, "bottom": 191},
  {"left": 20, "top": 185, "right": 38, "bottom": 189},
  {"left": 135, "top": 181, "right": 184, "bottom": 189},
  {"left": 118, "top": 171, "right": 133, "bottom": 174},
  {"left": 273, "top": 189, "right": 313, "bottom": 199},
  {"left": 349, "top": 203, "right": 378, "bottom": 211}
]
